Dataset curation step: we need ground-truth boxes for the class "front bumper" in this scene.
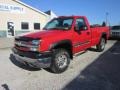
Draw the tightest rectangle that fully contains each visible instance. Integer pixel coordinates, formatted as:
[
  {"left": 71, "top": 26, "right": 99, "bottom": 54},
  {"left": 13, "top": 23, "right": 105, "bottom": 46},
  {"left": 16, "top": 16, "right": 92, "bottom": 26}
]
[{"left": 12, "top": 48, "right": 52, "bottom": 68}]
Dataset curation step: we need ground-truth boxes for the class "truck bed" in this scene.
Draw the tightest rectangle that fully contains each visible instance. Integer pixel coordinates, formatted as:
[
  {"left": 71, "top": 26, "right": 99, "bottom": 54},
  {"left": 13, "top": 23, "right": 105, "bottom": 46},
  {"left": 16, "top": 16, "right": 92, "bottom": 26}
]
[{"left": 90, "top": 26, "right": 110, "bottom": 46}]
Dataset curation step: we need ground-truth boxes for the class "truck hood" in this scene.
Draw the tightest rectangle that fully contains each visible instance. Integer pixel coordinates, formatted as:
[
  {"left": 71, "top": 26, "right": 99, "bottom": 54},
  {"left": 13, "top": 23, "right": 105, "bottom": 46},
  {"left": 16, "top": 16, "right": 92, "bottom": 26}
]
[{"left": 22, "top": 30, "right": 67, "bottom": 39}]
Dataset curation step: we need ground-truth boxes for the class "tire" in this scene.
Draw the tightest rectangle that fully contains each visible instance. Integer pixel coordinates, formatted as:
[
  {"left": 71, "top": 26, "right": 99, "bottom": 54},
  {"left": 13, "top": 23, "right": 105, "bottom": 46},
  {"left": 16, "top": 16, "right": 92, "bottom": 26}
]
[
  {"left": 50, "top": 49, "right": 70, "bottom": 73},
  {"left": 96, "top": 38, "right": 106, "bottom": 52}
]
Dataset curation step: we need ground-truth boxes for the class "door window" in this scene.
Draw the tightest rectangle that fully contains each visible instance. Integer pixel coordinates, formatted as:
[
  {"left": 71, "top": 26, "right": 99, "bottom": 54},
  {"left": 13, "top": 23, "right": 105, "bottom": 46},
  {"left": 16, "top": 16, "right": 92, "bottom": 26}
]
[{"left": 76, "top": 18, "right": 87, "bottom": 30}]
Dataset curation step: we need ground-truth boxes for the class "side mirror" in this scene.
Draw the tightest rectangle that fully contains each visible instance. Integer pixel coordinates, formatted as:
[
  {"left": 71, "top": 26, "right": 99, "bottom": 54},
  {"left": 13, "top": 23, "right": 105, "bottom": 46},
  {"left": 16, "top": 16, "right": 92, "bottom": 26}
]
[
  {"left": 74, "top": 25, "right": 87, "bottom": 31},
  {"left": 79, "top": 25, "right": 87, "bottom": 30}
]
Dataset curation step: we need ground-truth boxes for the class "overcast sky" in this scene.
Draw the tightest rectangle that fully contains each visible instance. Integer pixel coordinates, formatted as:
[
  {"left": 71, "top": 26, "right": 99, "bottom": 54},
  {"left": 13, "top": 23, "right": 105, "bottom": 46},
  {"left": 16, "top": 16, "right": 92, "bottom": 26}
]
[{"left": 21, "top": 0, "right": 120, "bottom": 25}]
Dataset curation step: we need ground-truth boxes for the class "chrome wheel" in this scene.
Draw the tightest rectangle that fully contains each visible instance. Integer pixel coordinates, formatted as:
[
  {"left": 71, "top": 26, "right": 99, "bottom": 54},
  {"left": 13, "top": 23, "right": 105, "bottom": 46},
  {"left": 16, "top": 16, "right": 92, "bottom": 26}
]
[
  {"left": 96, "top": 38, "right": 106, "bottom": 52},
  {"left": 56, "top": 54, "right": 68, "bottom": 69},
  {"left": 101, "top": 38, "right": 105, "bottom": 50},
  {"left": 50, "top": 49, "right": 70, "bottom": 73}
]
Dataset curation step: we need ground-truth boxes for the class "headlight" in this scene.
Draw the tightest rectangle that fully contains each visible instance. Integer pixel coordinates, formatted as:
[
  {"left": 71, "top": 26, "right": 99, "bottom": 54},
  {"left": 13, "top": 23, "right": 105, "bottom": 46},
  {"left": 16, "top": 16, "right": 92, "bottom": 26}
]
[
  {"left": 30, "top": 40, "right": 41, "bottom": 51},
  {"left": 31, "top": 40, "right": 40, "bottom": 45}
]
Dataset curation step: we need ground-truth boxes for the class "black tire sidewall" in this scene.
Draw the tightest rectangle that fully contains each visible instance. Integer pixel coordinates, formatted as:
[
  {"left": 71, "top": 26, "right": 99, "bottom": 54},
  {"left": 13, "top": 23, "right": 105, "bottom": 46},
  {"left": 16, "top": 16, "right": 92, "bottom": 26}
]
[{"left": 51, "top": 49, "right": 70, "bottom": 73}]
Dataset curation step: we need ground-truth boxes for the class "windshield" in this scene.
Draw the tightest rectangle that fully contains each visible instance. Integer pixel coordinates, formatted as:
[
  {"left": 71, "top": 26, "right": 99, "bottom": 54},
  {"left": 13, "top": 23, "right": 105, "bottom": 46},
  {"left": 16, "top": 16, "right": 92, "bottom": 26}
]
[
  {"left": 111, "top": 26, "right": 120, "bottom": 30},
  {"left": 44, "top": 18, "right": 73, "bottom": 30}
]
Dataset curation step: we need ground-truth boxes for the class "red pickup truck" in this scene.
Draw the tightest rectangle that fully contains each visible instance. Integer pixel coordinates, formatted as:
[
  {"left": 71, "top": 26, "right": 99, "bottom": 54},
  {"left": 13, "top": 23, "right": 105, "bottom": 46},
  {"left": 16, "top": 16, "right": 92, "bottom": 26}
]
[{"left": 12, "top": 16, "right": 109, "bottom": 73}]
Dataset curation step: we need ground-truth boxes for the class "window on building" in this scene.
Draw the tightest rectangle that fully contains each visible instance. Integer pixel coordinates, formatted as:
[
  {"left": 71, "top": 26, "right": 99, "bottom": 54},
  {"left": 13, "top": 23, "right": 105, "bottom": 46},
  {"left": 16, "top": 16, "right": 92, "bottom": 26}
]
[
  {"left": 21, "top": 22, "right": 29, "bottom": 30},
  {"left": 34, "top": 23, "right": 40, "bottom": 30}
]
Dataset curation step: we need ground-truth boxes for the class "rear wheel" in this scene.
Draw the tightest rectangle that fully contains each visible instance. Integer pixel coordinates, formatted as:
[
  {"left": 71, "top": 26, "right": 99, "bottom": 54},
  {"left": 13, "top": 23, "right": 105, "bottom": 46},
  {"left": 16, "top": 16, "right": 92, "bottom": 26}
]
[
  {"left": 96, "top": 38, "right": 106, "bottom": 52},
  {"left": 50, "top": 49, "right": 70, "bottom": 73}
]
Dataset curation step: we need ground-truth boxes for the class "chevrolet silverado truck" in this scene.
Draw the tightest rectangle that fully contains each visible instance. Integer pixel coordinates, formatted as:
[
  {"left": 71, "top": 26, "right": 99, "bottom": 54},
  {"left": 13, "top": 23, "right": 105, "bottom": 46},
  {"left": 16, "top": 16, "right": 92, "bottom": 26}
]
[{"left": 12, "top": 16, "right": 110, "bottom": 73}]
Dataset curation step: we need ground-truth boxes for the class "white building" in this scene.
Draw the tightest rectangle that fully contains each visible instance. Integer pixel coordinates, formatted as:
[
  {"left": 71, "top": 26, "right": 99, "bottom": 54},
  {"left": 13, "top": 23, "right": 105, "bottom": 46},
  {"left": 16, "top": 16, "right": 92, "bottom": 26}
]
[{"left": 0, "top": 0, "right": 57, "bottom": 38}]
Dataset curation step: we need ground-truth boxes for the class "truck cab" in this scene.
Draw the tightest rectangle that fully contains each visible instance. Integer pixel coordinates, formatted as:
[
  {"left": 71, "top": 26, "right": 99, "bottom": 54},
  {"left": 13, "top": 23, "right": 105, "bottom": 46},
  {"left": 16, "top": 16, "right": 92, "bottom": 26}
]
[{"left": 12, "top": 16, "right": 109, "bottom": 73}]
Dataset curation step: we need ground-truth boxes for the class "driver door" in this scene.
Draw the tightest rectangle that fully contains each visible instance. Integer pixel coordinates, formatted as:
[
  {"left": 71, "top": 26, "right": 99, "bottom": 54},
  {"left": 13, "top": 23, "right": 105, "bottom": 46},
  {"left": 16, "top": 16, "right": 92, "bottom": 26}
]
[{"left": 73, "top": 18, "right": 91, "bottom": 53}]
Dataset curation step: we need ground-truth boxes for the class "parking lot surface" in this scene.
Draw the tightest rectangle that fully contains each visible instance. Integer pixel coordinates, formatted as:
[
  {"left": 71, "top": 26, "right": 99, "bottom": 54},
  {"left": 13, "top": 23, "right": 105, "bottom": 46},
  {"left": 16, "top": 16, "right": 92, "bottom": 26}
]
[{"left": 0, "top": 40, "right": 120, "bottom": 90}]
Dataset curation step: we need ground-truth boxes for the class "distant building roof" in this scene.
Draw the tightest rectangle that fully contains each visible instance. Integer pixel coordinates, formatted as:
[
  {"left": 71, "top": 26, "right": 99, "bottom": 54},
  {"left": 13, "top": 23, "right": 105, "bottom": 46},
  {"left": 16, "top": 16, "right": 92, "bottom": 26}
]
[
  {"left": 45, "top": 10, "right": 51, "bottom": 15},
  {"left": 45, "top": 10, "right": 57, "bottom": 19}
]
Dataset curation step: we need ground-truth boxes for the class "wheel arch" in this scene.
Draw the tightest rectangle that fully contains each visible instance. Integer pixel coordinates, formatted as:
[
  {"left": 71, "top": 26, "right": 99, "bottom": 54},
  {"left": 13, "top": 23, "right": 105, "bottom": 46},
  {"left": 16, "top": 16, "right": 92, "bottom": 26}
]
[{"left": 49, "top": 40, "right": 73, "bottom": 59}]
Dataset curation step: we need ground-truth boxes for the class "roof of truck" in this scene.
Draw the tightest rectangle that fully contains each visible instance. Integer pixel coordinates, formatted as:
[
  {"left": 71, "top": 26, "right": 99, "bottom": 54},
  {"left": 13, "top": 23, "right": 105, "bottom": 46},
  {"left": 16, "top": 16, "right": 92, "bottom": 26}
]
[{"left": 58, "top": 16, "right": 86, "bottom": 18}]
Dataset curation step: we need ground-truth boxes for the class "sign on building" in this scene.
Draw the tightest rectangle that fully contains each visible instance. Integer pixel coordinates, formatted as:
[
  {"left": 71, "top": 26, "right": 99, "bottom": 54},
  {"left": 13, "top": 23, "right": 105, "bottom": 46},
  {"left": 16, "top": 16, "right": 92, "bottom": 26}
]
[{"left": 0, "top": 3, "right": 25, "bottom": 13}]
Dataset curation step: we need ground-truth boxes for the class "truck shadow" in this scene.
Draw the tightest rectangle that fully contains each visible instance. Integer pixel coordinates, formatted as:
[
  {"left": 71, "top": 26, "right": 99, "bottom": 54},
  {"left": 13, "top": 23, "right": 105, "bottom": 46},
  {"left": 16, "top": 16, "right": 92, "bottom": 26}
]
[
  {"left": 63, "top": 41, "right": 120, "bottom": 90},
  {"left": 109, "top": 38, "right": 120, "bottom": 41},
  {"left": 9, "top": 54, "right": 41, "bottom": 71},
  {"left": 88, "top": 48, "right": 97, "bottom": 52}
]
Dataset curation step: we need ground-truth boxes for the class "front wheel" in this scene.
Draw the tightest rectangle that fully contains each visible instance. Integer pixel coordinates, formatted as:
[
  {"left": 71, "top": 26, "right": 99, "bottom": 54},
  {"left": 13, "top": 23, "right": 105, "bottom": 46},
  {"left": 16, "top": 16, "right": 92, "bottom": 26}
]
[
  {"left": 96, "top": 38, "right": 106, "bottom": 52},
  {"left": 50, "top": 49, "right": 70, "bottom": 73}
]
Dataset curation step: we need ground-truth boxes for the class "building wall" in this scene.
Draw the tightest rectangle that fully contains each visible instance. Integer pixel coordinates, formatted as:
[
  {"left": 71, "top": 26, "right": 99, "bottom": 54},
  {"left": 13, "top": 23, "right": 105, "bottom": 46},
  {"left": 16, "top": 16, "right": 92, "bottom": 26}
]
[{"left": 0, "top": 0, "right": 49, "bottom": 37}]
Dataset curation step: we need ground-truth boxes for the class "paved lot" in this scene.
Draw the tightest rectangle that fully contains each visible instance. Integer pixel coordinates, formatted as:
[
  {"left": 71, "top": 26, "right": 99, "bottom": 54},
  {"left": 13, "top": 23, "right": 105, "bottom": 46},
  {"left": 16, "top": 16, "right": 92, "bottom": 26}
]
[{"left": 0, "top": 40, "right": 120, "bottom": 90}]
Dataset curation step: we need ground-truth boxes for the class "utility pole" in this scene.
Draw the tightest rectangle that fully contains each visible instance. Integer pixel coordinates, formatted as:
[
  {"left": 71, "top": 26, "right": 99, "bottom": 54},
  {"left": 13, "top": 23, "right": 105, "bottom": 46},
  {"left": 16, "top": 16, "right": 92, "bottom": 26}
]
[{"left": 106, "top": 12, "right": 109, "bottom": 26}]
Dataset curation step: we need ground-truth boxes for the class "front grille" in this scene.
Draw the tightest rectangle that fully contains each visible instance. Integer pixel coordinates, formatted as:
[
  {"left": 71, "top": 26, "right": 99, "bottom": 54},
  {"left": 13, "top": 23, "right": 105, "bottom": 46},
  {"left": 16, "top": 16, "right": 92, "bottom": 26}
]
[
  {"left": 14, "top": 36, "right": 39, "bottom": 51},
  {"left": 15, "top": 44, "right": 29, "bottom": 51},
  {"left": 15, "top": 37, "right": 32, "bottom": 51},
  {"left": 112, "top": 32, "right": 120, "bottom": 37}
]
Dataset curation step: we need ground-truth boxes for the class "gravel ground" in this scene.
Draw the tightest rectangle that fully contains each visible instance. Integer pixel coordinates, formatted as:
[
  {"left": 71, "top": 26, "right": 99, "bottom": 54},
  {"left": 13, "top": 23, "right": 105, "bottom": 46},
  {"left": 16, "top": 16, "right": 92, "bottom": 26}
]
[
  {"left": 0, "top": 40, "right": 119, "bottom": 90},
  {"left": 0, "top": 38, "right": 14, "bottom": 49}
]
